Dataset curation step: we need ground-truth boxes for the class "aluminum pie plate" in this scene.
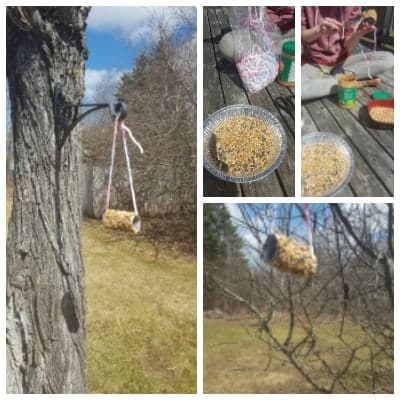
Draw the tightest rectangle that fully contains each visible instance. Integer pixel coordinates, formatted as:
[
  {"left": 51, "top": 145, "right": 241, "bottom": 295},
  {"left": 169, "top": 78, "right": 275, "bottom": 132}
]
[
  {"left": 203, "top": 104, "right": 287, "bottom": 183},
  {"left": 302, "top": 132, "right": 354, "bottom": 197}
]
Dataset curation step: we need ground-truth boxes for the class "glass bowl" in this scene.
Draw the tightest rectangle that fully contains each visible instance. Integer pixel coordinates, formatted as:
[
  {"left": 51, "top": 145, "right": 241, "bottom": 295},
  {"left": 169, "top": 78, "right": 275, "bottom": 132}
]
[
  {"left": 302, "top": 132, "right": 354, "bottom": 196},
  {"left": 203, "top": 104, "right": 287, "bottom": 183}
]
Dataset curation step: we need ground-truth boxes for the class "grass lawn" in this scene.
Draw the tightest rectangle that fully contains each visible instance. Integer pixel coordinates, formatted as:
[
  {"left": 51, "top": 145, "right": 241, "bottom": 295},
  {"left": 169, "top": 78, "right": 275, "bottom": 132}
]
[
  {"left": 204, "top": 318, "right": 393, "bottom": 394},
  {"left": 84, "top": 219, "right": 196, "bottom": 393},
  {"left": 7, "top": 197, "right": 196, "bottom": 393}
]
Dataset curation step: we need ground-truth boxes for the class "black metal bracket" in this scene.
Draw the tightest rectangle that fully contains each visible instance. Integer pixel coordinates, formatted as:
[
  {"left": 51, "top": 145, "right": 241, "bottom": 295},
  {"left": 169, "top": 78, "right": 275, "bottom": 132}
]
[{"left": 53, "top": 83, "right": 128, "bottom": 149}]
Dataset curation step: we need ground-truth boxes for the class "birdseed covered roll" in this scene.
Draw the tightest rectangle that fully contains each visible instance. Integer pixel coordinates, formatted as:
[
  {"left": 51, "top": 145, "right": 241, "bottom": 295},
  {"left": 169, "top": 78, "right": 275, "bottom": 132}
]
[
  {"left": 103, "top": 209, "right": 138, "bottom": 232},
  {"left": 266, "top": 233, "right": 317, "bottom": 278}
]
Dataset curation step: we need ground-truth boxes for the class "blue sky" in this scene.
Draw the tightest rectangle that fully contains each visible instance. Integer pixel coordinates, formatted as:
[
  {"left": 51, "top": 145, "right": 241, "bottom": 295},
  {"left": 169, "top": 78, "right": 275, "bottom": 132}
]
[
  {"left": 84, "top": 6, "right": 196, "bottom": 103},
  {"left": 225, "top": 203, "right": 389, "bottom": 266},
  {"left": 6, "top": 7, "right": 196, "bottom": 126},
  {"left": 86, "top": 30, "right": 135, "bottom": 71}
]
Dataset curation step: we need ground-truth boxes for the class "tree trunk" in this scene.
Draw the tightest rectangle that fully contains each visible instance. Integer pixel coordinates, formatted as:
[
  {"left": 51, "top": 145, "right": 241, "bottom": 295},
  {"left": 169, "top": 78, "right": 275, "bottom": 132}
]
[{"left": 6, "top": 7, "right": 90, "bottom": 393}]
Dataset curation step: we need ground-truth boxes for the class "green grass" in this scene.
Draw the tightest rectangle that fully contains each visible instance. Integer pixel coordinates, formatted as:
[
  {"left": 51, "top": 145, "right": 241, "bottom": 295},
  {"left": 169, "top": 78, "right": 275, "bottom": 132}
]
[
  {"left": 83, "top": 219, "right": 196, "bottom": 393},
  {"left": 204, "top": 318, "right": 393, "bottom": 394},
  {"left": 7, "top": 197, "right": 196, "bottom": 393}
]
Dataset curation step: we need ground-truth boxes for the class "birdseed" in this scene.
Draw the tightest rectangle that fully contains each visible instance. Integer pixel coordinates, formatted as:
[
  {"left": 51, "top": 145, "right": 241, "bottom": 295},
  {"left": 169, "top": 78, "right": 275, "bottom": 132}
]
[
  {"left": 302, "top": 143, "right": 348, "bottom": 196},
  {"left": 270, "top": 234, "right": 317, "bottom": 278},
  {"left": 214, "top": 116, "right": 279, "bottom": 176},
  {"left": 370, "top": 107, "right": 394, "bottom": 124}
]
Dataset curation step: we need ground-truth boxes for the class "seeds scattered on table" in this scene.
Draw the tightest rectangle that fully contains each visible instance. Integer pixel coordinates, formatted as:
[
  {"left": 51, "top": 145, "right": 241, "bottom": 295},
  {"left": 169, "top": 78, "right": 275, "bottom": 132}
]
[
  {"left": 215, "top": 116, "right": 279, "bottom": 176},
  {"left": 302, "top": 143, "right": 348, "bottom": 196},
  {"left": 370, "top": 107, "right": 394, "bottom": 124}
]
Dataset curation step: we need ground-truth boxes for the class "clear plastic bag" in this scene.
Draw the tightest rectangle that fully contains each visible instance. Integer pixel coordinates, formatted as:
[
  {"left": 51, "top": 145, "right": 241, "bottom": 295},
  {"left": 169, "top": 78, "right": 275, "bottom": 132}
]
[{"left": 229, "top": 6, "right": 281, "bottom": 93}]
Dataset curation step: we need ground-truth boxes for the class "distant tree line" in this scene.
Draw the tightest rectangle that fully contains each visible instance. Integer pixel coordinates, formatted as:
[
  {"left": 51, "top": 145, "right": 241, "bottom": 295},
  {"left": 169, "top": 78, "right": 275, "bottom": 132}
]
[
  {"left": 204, "top": 203, "right": 393, "bottom": 393},
  {"left": 81, "top": 10, "right": 196, "bottom": 225}
]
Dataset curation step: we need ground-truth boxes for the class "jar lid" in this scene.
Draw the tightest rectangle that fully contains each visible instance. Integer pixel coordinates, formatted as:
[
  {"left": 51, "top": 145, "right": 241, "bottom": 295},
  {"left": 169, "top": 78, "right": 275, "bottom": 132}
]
[
  {"left": 282, "top": 40, "right": 295, "bottom": 55},
  {"left": 371, "top": 91, "right": 392, "bottom": 100}
]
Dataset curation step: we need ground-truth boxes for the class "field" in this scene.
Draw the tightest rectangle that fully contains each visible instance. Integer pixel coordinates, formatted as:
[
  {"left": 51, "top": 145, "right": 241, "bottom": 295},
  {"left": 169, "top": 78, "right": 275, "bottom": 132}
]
[
  {"left": 6, "top": 197, "right": 196, "bottom": 393},
  {"left": 204, "top": 317, "right": 393, "bottom": 394},
  {"left": 84, "top": 219, "right": 196, "bottom": 393}
]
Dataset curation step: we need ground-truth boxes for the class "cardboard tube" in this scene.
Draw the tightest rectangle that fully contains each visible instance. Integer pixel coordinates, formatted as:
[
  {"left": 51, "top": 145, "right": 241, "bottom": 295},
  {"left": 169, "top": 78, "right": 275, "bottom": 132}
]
[
  {"left": 103, "top": 209, "right": 138, "bottom": 232},
  {"left": 266, "top": 234, "right": 317, "bottom": 278}
]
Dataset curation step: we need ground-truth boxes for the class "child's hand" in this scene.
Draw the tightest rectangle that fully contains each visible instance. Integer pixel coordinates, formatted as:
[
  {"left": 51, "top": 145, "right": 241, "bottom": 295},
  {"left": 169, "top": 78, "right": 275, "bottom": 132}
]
[
  {"left": 318, "top": 18, "right": 343, "bottom": 35},
  {"left": 356, "top": 20, "right": 377, "bottom": 36}
]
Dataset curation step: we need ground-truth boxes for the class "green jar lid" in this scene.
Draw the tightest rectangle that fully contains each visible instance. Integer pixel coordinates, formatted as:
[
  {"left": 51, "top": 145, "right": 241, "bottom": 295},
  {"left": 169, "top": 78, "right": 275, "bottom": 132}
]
[
  {"left": 282, "top": 40, "right": 295, "bottom": 55},
  {"left": 371, "top": 91, "right": 391, "bottom": 100}
]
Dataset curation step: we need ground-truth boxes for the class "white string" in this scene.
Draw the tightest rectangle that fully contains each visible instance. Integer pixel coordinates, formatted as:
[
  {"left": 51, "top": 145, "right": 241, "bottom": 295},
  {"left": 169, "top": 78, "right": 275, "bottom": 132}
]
[
  {"left": 121, "top": 122, "right": 144, "bottom": 154},
  {"left": 105, "top": 114, "right": 119, "bottom": 210},
  {"left": 122, "top": 131, "right": 139, "bottom": 216},
  {"left": 106, "top": 114, "right": 143, "bottom": 216},
  {"left": 353, "top": 17, "right": 376, "bottom": 80},
  {"left": 307, "top": 223, "right": 315, "bottom": 258},
  {"left": 266, "top": 208, "right": 275, "bottom": 235}
]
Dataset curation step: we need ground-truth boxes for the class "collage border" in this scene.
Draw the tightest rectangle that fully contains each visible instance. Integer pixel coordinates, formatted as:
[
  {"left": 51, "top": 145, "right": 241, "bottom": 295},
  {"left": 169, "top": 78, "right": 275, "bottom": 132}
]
[{"left": 1, "top": 0, "right": 398, "bottom": 397}]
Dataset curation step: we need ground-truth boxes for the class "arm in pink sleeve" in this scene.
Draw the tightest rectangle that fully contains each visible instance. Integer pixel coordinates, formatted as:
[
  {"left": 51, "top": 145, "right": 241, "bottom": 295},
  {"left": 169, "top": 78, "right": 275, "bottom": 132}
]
[{"left": 344, "top": 7, "right": 362, "bottom": 38}]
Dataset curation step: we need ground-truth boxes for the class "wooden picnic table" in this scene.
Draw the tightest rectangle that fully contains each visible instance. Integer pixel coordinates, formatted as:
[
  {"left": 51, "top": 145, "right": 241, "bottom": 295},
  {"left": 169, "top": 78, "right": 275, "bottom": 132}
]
[
  {"left": 203, "top": 7, "right": 295, "bottom": 197},
  {"left": 302, "top": 69, "right": 394, "bottom": 197}
]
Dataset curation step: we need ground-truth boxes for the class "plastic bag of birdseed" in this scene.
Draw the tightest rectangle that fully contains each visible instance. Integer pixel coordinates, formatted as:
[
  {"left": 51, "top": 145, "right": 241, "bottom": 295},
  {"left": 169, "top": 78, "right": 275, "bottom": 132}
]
[{"left": 229, "top": 6, "right": 281, "bottom": 93}]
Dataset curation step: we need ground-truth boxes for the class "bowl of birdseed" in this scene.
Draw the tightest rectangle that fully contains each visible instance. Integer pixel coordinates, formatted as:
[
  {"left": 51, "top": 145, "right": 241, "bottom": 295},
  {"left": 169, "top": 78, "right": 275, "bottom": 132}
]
[
  {"left": 301, "top": 132, "right": 354, "bottom": 196},
  {"left": 203, "top": 105, "right": 287, "bottom": 183}
]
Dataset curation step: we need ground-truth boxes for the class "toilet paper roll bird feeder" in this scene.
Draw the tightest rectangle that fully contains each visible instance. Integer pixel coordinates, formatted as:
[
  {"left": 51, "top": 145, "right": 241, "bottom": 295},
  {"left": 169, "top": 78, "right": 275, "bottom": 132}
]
[
  {"left": 103, "top": 103, "right": 144, "bottom": 233},
  {"left": 53, "top": 84, "right": 142, "bottom": 232},
  {"left": 262, "top": 205, "right": 317, "bottom": 278},
  {"left": 262, "top": 233, "right": 317, "bottom": 278}
]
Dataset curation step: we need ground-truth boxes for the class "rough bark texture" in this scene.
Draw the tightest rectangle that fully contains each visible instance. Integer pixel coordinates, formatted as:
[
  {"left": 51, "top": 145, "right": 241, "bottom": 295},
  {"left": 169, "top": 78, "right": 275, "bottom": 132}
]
[
  {"left": 81, "top": 159, "right": 106, "bottom": 219},
  {"left": 6, "top": 7, "right": 90, "bottom": 393}
]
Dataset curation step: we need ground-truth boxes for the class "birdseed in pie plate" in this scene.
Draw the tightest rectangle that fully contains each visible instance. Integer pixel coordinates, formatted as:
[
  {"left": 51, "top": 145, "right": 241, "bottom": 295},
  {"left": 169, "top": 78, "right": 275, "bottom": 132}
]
[
  {"left": 203, "top": 105, "right": 287, "bottom": 183},
  {"left": 302, "top": 132, "right": 354, "bottom": 196}
]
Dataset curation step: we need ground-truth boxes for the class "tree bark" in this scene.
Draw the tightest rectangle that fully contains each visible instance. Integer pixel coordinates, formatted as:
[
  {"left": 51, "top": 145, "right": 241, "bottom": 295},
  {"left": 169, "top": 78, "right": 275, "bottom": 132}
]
[{"left": 6, "top": 7, "right": 90, "bottom": 393}]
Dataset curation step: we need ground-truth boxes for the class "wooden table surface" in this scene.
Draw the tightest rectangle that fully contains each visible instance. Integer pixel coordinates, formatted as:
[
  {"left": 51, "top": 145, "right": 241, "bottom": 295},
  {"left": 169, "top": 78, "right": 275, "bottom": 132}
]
[
  {"left": 302, "top": 69, "right": 394, "bottom": 197},
  {"left": 203, "top": 7, "right": 295, "bottom": 197}
]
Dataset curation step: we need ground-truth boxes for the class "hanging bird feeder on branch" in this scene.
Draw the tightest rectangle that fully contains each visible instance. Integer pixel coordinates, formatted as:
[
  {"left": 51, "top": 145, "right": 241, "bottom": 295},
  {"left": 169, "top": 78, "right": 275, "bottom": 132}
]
[
  {"left": 262, "top": 233, "right": 317, "bottom": 278},
  {"left": 53, "top": 83, "right": 143, "bottom": 233},
  {"left": 261, "top": 205, "right": 317, "bottom": 278}
]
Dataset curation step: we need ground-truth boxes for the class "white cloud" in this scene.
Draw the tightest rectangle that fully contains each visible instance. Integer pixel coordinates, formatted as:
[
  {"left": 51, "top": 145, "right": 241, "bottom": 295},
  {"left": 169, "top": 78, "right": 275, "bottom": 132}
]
[
  {"left": 225, "top": 203, "right": 241, "bottom": 224},
  {"left": 225, "top": 204, "right": 267, "bottom": 265},
  {"left": 88, "top": 7, "right": 158, "bottom": 31},
  {"left": 84, "top": 68, "right": 126, "bottom": 103},
  {"left": 87, "top": 6, "right": 189, "bottom": 46}
]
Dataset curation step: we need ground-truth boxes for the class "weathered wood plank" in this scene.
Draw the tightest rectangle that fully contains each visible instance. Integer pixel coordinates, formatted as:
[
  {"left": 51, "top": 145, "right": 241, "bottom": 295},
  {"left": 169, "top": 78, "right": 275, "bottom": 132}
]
[
  {"left": 245, "top": 83, "right": 295, "bottom": 196},
  {"left": 203, "top": 8, "right": 240, "bottom": 197},
  {"left": 266, "top": 83, "right": 295, "bottom": 135},
  {"left": 214, "top": 6, "right": 230, "bottom": 31},
  {"left": 207, "top": 9, "right": 249, "bottom": 106},
  {"left": 203, "top": 11, "right": 224, "bottom": 118},
  {"left": 321, "top": 97, "right": 393, "bottom": 195}
]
